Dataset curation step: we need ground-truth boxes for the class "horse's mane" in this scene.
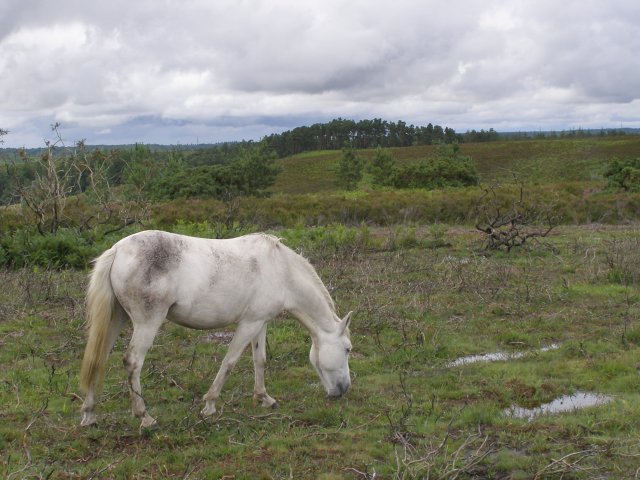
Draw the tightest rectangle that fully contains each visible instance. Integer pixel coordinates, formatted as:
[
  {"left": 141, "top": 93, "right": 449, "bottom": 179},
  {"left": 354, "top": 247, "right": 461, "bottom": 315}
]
[
  {"left": 256, "top": 233, "right": 336, "bottom": 315},
  {"left": 254, "top": 232, "right": 283, "bottom": 246}
]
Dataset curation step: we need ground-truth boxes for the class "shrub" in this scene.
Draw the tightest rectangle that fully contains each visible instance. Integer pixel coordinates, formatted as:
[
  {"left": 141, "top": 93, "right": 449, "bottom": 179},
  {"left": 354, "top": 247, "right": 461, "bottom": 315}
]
[
  {"left": 604, "top": 157, "right": 640, "bottom": 192},
  {"left": 278, "top": 223, "right": 377, "bottom": 254},
  {"left": 604, "top": 237, "right": 640, "bottom": 286},
  {"left": 391, "top": 146, "right": 479, "bottom": 189},
  {"left": 169, "top": 219, "right": 256, "bottom": 239},
  {"left": 385, "top": 225, "right": 420, "bottom": 250},
  {"left": 0, "top": 229, "right": 97, "bottom": 268},
  {"left": 139, "top": 142, "right": 281, "bottom": 201},
  {"left": 150, "top": 163, "right": 240, "bottom": 200},
  {"left": 368, "top": 147, "right": 396, "bottom": 187},
  {"left": 0, "top": 227, "right": 139, "bottom": 269}
]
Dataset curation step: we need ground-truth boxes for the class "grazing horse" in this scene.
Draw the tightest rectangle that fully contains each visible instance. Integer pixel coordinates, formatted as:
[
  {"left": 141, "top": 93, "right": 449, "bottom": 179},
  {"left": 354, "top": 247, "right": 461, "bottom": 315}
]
[{"left": 79, "top": 230, "right": 352, "bottom": 428}]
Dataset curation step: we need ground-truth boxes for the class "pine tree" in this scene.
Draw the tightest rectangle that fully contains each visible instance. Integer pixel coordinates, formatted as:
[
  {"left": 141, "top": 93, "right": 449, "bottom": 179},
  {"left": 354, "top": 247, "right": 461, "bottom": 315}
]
[{"left": 336, "top": 145, "right": 363, "bottom": 191}]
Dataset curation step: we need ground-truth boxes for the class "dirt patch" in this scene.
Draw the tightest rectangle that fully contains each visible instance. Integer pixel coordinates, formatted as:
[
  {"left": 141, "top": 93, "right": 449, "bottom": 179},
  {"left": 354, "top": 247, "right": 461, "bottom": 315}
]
[{"left": 202, "top": 331, "right": 234, "bottom": 345}]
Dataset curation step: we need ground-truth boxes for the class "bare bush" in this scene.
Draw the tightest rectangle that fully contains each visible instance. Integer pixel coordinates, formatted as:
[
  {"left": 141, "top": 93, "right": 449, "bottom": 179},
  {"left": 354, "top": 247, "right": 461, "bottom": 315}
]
[
  {"left": 10, "top": 124, "right": 76, "bottom": 234},
  {"left": 6, "top": 124, "right": 148, "bottom": 234},
  {"left": 474, "top": 179, "right": 556, "bottom": 252}
]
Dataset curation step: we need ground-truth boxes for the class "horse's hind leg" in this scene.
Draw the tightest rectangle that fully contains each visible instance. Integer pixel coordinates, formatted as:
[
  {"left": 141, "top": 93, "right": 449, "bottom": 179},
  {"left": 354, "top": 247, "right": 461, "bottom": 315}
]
[
  {"left": 123, "top": 315, "right": 163, "bottom": 429},
  {"left": 252, "top": 325, "right": 278, "bottom": 408}
]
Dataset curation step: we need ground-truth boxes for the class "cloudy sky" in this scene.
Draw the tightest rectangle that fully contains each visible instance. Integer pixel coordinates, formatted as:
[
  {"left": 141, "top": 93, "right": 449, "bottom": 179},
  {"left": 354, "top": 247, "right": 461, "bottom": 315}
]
[{"left": 1, "top": 0, "right": 639, "bottom": 147}]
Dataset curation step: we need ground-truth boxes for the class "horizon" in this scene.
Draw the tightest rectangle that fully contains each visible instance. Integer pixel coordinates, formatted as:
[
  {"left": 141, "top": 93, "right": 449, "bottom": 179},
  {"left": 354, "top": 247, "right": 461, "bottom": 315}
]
[{"left": 1, "top": 122, "right": 637, "bottom": 150}]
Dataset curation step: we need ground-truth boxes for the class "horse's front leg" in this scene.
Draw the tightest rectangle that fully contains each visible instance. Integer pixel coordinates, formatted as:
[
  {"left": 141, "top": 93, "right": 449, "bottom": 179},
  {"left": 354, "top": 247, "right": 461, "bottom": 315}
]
[
  {"left": 201, "top": 321, "right": 264, "bottom": 417},
  {"left": 252, "top": 325, "right": 278, "bottom": 409}
]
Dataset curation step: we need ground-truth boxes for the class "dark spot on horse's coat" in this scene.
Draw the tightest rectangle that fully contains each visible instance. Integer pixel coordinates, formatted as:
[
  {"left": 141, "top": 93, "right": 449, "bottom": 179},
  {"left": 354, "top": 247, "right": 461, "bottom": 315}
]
[
  {"left": 141, "top": 292, "right": 158, "bottom": 310},
  {"left": 139, "top": 232, "right": 184, "bottom": 284},
  {"left": 208, "top": 248, "right": 222, "bottom": 287},
  {"left": 250, "top": 257, "right": 259, "bottom": 274},
  {"left": 123, "top": 355, "right": 135, "bottom": 372}
]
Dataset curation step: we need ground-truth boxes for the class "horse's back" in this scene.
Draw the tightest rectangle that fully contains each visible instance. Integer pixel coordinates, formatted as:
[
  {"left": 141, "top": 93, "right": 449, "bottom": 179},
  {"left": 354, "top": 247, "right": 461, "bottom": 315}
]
[{"left": 109, "top": 231, "right": 289, "bottom": 327}]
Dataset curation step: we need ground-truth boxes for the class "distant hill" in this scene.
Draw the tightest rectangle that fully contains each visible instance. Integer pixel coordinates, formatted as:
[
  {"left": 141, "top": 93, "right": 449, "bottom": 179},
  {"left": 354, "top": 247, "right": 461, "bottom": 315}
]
[{"left": 272, "top": 135, "right": 640, "bottom": 194}]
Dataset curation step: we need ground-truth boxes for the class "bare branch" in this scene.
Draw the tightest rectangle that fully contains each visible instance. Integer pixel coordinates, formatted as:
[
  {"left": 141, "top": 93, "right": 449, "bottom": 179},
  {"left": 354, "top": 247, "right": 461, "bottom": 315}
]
[{"left": 474, "top": 178, "right": 557, "bottom": 252}]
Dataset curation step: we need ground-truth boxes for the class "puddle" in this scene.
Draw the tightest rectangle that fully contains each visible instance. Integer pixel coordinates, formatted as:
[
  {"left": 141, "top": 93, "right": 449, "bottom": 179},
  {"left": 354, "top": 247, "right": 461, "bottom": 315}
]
[
  {"left": 446, "top": 344, "right": 560, "bottom": 367},
  {"left": 505, "top": 392, "right": 613, "bottom": 421}
]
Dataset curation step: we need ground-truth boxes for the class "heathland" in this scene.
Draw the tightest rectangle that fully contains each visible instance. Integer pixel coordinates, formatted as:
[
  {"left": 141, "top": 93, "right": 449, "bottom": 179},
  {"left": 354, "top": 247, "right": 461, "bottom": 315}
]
[{"left": 1, "top": 134, "right": 640, "bottom": 478}]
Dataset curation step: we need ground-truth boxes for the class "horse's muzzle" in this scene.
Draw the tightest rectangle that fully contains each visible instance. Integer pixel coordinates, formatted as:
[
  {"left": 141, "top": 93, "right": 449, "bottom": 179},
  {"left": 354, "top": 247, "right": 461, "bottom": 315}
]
[{"left": 328, "top": 380, "right": 350, "bottom": 398}]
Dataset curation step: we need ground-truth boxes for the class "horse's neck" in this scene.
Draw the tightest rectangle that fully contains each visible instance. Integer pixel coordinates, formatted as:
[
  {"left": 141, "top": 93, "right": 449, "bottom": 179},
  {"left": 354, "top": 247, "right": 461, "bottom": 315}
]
[{"left": 285, "top": 255, "right": 337, "bottom": 336}]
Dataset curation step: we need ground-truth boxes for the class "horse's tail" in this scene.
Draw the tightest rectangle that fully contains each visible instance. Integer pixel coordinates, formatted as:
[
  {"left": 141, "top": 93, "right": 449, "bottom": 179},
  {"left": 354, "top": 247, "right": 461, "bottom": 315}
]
[{"left": 79, "top": 247, "right": 119, "bottom": 394}]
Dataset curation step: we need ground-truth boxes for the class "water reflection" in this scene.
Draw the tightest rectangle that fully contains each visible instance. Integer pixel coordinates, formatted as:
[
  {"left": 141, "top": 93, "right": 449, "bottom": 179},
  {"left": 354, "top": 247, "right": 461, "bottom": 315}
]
[
  {"left": 505, "top": 391, "right": 613, "bottom": 421},
  {"left": 447, "top": 344, "right": 560, "bottom": 367}
]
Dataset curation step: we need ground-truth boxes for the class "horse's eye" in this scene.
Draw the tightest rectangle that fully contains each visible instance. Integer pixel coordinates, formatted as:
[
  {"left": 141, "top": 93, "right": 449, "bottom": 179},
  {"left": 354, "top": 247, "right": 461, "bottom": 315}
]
[{"left": 346, "top": 347, "right": 352, "bottom": 354}]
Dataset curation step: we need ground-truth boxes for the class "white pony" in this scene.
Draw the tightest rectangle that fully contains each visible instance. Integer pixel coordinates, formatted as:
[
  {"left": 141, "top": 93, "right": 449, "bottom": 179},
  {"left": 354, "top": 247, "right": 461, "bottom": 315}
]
[{"left": 79, "top": 230, "right": 352, "bottom": 428}]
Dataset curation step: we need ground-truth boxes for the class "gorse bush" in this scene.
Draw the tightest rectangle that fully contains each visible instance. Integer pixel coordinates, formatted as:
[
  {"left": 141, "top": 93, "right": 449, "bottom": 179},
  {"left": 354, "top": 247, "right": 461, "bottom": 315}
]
[
  {"left": 389, "top": 155, "right": 478, "bottom": 189},
  {"left": 604, "top": 157, "right": 640, "bottom": 192},
  {"left": 150, "top": 163, "right": 243, "bottom": 200},
  {"left": 370, "top": 145, "right": 479, "bottom": 190},
  {"left": 0, "top": 228, "right": 101, "bottom": 268},
  {"left": 145, "top": 142, "right": 281, "bottom": 201}
]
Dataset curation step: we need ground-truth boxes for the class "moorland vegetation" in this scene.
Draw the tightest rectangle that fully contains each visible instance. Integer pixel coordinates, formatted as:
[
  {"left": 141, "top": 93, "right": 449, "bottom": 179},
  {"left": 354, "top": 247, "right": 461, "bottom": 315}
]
[{"left": 1, "top": 122, "right": 640, "bottom": 478}]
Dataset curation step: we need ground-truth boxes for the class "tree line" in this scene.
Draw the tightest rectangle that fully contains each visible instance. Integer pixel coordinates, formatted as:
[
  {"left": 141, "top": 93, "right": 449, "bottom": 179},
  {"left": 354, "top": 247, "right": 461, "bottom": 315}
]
[{"left": 264, "top": 118, "right": 462, "bottom": 157}]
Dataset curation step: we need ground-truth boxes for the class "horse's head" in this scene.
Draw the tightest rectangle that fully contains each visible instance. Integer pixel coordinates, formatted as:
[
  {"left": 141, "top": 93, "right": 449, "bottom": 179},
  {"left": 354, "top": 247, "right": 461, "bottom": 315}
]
[{"left": 309, "top": 312, "right": 353, "bottom": 398}]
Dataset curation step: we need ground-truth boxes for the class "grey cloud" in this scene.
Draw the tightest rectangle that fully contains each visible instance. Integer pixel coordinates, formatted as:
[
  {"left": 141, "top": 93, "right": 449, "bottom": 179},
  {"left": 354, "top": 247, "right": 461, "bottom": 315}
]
[{"left": 1, "top": 0, "right": 639, "bottom": 146}]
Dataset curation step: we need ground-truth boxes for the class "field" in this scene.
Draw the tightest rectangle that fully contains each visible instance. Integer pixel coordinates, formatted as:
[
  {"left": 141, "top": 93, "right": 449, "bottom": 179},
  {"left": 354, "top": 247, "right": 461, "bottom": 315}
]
[{"left": 2, "top": 223, "right": 640, "bottom": 478}]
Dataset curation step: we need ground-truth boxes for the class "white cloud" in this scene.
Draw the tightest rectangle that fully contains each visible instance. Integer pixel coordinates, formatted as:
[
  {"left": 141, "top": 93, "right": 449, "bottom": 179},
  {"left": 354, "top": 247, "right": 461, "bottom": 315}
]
[{"left": 1, "top": 0, "right": 639, "bottom": 146}]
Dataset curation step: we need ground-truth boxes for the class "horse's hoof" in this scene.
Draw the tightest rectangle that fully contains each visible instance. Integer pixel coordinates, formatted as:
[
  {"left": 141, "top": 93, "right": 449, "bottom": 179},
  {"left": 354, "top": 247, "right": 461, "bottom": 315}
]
[
  {"left": 139, "top": 413, "right": 158, "bottom": 430},
  {"left": 201, "top": 401, "right": 217, "bottom": 417},
  {"left": 270, "top": 401, "right": 279, "bottom": 410},
  {"left": 80, "top": 412, "right": 97, "bottom": 427},
  {"left": 255, "top": 393, "right": 278, "bottom": 409}
]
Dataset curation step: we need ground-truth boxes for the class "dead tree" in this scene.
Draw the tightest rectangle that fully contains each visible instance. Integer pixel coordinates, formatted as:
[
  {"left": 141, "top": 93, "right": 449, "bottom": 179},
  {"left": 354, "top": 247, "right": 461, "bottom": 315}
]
[
  {"left": 474, "top": 179, "right": 556, "bottom": 252},
  {"left": 73, "top": 142, "right": 146, "bottom": 234},
  {"left": 12, "top": 123, "right": 76, "bottom": 234},
  {"left": 6, "top": 124, "right": 147, "bottom": 235}
]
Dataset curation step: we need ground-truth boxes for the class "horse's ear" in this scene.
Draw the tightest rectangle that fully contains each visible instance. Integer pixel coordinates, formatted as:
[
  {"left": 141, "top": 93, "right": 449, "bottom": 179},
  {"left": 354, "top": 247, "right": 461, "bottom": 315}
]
[{"left": 340, "top": 311, "right": 353, "bottom": 334}]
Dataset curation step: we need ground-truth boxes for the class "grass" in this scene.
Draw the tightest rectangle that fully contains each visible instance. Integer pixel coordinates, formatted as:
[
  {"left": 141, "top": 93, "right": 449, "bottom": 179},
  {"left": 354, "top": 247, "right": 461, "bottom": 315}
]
[{"left": 1, "top": 223, "right": 640, "bottom": 478}]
